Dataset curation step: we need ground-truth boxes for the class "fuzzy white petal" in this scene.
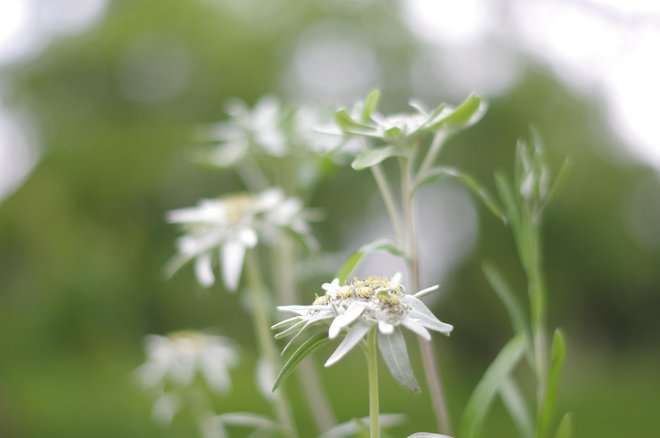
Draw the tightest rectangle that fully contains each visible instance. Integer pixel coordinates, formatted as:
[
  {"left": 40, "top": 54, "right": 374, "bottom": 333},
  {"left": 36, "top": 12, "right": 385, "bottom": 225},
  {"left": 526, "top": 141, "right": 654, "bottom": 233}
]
[
  {"left": 328, "top": 303, "right": 365, "bottom": 339},
  {"left": 324, "top": 323, "right": 371, "bottom": 367},
  {"left": 221, "top": 241, "right": 246, "bottom": 291},
  {"left": 404, "top": 295, "right": 453, "bottom": 335},
  {"left": 195, "top": 252, "right": 215, "bottom": 287},
  {"left": 378, "top": 321, "right": 395, "bottom": 335},
  {"left": 402, "top": 318, "right": 432, "bottom": 341}
]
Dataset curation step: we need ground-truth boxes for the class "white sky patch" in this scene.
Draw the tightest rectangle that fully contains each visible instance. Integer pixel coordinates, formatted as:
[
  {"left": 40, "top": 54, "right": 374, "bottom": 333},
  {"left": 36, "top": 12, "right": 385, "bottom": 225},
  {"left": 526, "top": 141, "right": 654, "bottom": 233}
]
[{"left": 401, "top": 0, "right": 491, "bottom": 45}]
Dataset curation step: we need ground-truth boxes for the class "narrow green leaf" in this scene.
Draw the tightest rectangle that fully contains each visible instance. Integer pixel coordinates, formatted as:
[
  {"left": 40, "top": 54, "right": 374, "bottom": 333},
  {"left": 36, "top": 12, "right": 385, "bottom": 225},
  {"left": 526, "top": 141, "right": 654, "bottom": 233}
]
[
  {"left": 362, "top": 90, "right": 381, "bottom": 122},
  {"left": 500, "top": 376, "right": 534, "bottom": 438},
  {"left": 482, "top": 263, "right": 527, "bottom": 335},
  {"left": 351, "top": 146, "right": 405, "bottom": 170},
  {"left": 461, "top": 332, "right": 526, "bottom": 438},
  {"left": 336, "top": 239, "right": 406, "bottom": 283},
  {"left": 494, "top": 171, "right": 521, "bottom": 232},
  {"left": 416, "top": 166, "right": 506, "bottom": 223},
  {"left": 542, "top": 158, "right": 571, "bottom": 210},
  {"left": 377, "top": 329, "right": 421, "bottom": 393},
  {"left": 538, "top": 329, "right": 567, "bottom": 438},
  {"left": 335, "top": 108, "right": 373, "bottom": 132},
  {"left": 554, "top": 413, "right": 572, "bottom": 438},
  {"left": 272, "top": 331, "right": 332, "bottom": 392},
  {"left": 428, "top": 94, "right": 486, "bottom": 130}
]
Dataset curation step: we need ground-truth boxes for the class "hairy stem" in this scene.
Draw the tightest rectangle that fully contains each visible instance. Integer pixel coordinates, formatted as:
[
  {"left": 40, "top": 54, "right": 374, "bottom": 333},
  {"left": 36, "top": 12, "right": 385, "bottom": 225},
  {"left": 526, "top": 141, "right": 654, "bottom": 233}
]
[
  {"left": 401, "top": 158, "right": 452, "bottom": 435},
  {"left": 272, "top": 236, "right": 336, "bottom": 432},
  {"left": 367, "top": 328, "right": 380, "bottom": 438},
  {"left": 371, "top": 164, "right": 405, "bottom": 246},
  {"left": 245, "top": 252, "right": 299, "bottom": 438}
]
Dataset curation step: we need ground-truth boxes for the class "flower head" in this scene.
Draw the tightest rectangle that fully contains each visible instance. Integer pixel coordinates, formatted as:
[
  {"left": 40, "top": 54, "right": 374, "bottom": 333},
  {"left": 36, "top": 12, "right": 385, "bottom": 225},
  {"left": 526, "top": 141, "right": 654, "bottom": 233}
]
[
  {"left": 275, "top": 273, "right": 452, "bottom": 368},
  {"left": 167, "top": 188, "right": 315, "bottom": 290},
  {"left": 136, "top": 331, "right": 239, "bottom": 394}
]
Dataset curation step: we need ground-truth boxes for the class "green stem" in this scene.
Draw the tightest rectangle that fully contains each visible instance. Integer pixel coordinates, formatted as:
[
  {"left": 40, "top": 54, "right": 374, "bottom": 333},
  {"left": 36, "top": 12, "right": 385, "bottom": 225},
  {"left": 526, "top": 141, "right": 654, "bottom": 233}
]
[
  {"left": 271, "top": 236, "right": 336, "bottom": 433},
  {"left": 245, "top": 252, "right": 299, "bottom": 438},
  {"left": 367, "top": 328, "right": 380, "bottom": 438},
  {"left": 401, "top": 158, "right": 452, "bottom": 435},
  {"left": 371, "top": 164, "right": 405, "bottom": 247},
  {"left": 417, "top": 131, "right": 448, "bottom": 182}
]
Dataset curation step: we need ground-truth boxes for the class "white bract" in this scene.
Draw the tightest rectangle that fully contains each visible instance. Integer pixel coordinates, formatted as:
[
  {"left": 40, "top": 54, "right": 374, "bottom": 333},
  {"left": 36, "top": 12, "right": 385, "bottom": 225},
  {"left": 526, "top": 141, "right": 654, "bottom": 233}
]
[
  {"left": 205, "top": 96, "right": 286, "bottom": 167},
  {"left": 275, "top": 273, "right": 452, "bottom": 391},
  {"left": 166, "top": 188, "right": 314, "bottom": 290},
  {"left": 136, "top": 331, "right": 239, "bottom": 394}
]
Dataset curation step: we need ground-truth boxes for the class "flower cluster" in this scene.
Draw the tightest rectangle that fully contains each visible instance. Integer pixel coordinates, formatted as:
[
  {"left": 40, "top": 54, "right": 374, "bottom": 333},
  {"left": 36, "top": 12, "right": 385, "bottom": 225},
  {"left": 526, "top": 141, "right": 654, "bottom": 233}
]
[
  {"left": 276, "top": 273, "right": 453, "bottom": 368},
  {"left": 167, "top": 188, "right": 314, "bottom": 290},
  {"left": 136, "top": 331, "right": 239, "bottom": 425}
]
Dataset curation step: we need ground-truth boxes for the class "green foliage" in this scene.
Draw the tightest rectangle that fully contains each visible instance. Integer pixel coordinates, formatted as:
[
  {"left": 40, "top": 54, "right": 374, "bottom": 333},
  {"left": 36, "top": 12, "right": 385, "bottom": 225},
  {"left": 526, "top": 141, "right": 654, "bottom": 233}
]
[
  {"left": 272, "top": 331, "right": 332, "bottom": 392},
  {"left": 336, "top": 240, "right": 406, "bottom": 283}
]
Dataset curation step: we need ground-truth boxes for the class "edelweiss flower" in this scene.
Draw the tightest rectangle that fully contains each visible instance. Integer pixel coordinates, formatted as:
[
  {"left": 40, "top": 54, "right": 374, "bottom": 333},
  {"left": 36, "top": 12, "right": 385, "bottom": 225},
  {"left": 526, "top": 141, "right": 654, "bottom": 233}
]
[
  {"left": 136, "top": 331, "right": 239, "bottom": 394},
  {"left": 204, "top": 96, "right": 286, "bottom": 167},
  {"left": 335, "top": 91, "right": 486, "bottom": 144},
  {"left": 275, "top": 273, "right": 452, "bottom": 371},
  {"left": 167, "top": 188, "right": 313, "bottom": 290}
]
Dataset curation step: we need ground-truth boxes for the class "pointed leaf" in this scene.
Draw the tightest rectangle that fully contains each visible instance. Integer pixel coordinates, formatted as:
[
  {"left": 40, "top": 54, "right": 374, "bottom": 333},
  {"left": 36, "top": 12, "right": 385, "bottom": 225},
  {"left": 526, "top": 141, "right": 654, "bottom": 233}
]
[
  {"left": 415, "top": 166, "right": 506, "bottom": 223},
  {"left": 542, "top": 158, "right": 571, "bottom": 211},
  {"left": 351, "top": 146, "right": 405, "bottom": 170},
  {"left": 499, "top": 377, "right": 533, "bottom": 438},
  {"left": 324, "top": 323, "right": 371, "bottom": 367},
  {"left": 554, "top": 413, "right": 572, "bottom": 438},
  {"left": 494, "top": 171, "right": 521, "bottom": 232},
  {"left": 272, "top": 331, "right": 332, "bottom": 392},
  {"left": 461, "top": 332, "right": 526, "bottom": 438},
  {"left": 319, "top": 414, "right": 406, "bottom": 438},
  {"left": 482, "top": 263, "right": 527, "bottom": 335},
  {"left": 215, "top": 412, "right": 280, "bottom": 429},
  {"left": 362, "top": 90, "right": 381, "bottom": 122},
  {"left": 377, "top": 329, "right": 421, "bottom": 393},
  {"left": 538, "top": 329, "right": 567, "bottom": 438},
  {"left": 337, "top": 239, "right": 406, "bottom": 283},
  {"left": 428, "top": 94, "right": 486, "bottom": 130},
  {"left": 335, "top": 108, "right": 373, "bottom": 132}
]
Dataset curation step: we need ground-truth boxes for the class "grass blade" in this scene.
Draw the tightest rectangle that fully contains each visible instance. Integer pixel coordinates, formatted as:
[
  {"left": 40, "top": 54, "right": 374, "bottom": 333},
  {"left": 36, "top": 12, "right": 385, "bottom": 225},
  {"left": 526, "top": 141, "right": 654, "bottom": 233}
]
[
  {"left": 273, "top": 331, "right": 332, "bottom": 392},
  {"left": 461, "top": 332, "right": 526, "bottom": 438},
  {"left": 537, "top": 329, "right": 567, "bottom": 438},
  {"left": 482, "top": 262, "right": 528, "bottom": 335}
]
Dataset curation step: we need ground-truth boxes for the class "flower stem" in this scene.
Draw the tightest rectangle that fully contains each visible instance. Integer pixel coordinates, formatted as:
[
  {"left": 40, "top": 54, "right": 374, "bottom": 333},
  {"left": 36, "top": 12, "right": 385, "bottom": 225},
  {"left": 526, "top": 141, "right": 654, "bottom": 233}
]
[
  {"left": 367, "top": 328, "right": 380, "bottom": 438},
  {"left": 271, "top": 236, "right": 336, "bottom": 433},
  {"left": 371, "top": 164, "right": 405, "bottom": 246},
  {"left": 401, "top": 158, "right": 452, "bottom": 435},
  {"left": 245, "top": 251, "right": 299, "bottom": 438}
]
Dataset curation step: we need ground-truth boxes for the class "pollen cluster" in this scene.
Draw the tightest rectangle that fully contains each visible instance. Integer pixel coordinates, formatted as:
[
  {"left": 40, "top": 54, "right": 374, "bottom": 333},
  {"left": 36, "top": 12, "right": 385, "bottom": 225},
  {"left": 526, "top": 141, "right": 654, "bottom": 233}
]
[{"left": 313, "top": 276, "right": 409, "bottom": 318}]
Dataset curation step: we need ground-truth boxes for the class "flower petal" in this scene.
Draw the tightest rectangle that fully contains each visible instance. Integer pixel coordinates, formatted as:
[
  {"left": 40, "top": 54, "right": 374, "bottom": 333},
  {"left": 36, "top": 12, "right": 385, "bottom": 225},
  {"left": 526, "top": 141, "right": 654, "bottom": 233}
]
[
  {"left": 402, "top": 317, "right": 432, "bottom": 341},
  {"left": 324, "top": 323, "right": 371, "bottom": 367},
  {"left": 404, "top": 295, "right": 453, "bottom": 335},
  {"left": 195, "top": 252, "right": 215, "bottom": 287},
  {"left": 378, "top": 321, "right": 394, "bottom": 335},
  {"left": 221, "top": 241, "right": 246, "bottom": 291},
  {"left": 328, "top": 303, "right": 365, "bottom": 339}
]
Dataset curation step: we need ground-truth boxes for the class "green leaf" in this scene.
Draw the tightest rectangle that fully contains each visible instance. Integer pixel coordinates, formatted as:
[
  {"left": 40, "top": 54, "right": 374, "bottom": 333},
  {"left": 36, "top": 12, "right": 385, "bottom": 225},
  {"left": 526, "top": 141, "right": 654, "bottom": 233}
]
[
  {"left": 461, "top": 332, "right": 526, "bottom": 438},
  {"left": 377, "top": 329, "right": 421, "bottom": 393},
  {"left": 494, "top": 171, "right": 521, "bottom": 232},
  {"left": 428, "top": 94, "right": 486, "bottom": 130},
  {"left": 416, "top": 166, "right": 506, "bottom": 223},
  {"left": 351, "top": 146, "right": 405, "bottom": 170},
  {"left": 336, "top": 239, "right": 406, "bottom": 283},
  {"left": 500, "top": 377, "right": 534, "bottom": 438},
  {"left": 554, "top": 413, "right": 572, "bottom": 438},
  {"left": 538, "top": 329, "right": 567, "bottom": 438},
  {"left": 335, "top": 109, "right": 373, "bottom": 132},
  {"left": 272, "top": 331, "right": 332, "bottom": 392},
  {"left": 482, "top": 263, "right": 527, "bottom": 335},
  {"left": 362, "top": 90, "right": 381, "bottom": 122},
  {"left": 542, "top": 158, "right": 571, "bottom": 210}
]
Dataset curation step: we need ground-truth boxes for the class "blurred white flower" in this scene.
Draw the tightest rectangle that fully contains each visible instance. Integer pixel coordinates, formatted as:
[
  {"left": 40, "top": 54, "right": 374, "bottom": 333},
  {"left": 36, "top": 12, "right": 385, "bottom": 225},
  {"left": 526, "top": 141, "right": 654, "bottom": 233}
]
[
  {"left": 136, "top": 331, "right": 239, "bottom": 394},
  {"left": 275, "top": 273, "right": 452, "bottom": 378},
  {"left": 167, "top": 188, "right": 315, "bottom": 290},
  {"left": 204, "top": 96, "right": 286, "bottom": 167}
]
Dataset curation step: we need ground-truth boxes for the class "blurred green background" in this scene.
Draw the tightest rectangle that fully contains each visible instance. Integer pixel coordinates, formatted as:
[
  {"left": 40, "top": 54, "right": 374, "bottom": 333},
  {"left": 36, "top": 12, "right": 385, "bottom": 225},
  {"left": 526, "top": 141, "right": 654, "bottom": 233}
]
[{"left": 1, "top": 0, "right": 659, "bottom": 437}]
